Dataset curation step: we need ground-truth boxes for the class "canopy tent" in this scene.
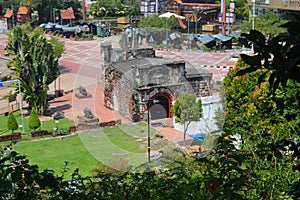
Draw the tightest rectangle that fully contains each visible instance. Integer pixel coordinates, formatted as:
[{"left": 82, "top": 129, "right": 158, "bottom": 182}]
[
  {"left": 213, "top": 33, "right": 232, "bottom": 42},
  {"left": 198, "top": 34, "right": 216, "bottom": 44}
]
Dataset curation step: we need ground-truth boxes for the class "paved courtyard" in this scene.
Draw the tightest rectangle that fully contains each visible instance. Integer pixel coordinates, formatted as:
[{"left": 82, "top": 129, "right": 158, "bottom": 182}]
[{"left": 0, "top": 33, "right": 237, "bottom": 142}]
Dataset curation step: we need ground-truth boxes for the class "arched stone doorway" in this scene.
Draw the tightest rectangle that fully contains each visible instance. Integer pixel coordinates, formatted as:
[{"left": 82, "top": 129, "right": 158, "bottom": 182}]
[{"left": 149, "top": 93, "right": 172, "bottom": 120}]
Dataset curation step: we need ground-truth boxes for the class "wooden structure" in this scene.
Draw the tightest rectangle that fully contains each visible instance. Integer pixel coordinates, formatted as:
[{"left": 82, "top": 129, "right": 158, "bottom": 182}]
[
  {"left": 60, "top": 7, "right": 75, "bottom": 25},
  {"left": 117, "top": 17, "right": 130, "bottom": 29},
  {"left": 3, "top": 9, "right": 14, "bottom": 30},
  {"left": 166, "top": 0, "right": 220, "bottom": 30},
  {"left": 17, "top": 6, "right": 31, "bottom": 24}
]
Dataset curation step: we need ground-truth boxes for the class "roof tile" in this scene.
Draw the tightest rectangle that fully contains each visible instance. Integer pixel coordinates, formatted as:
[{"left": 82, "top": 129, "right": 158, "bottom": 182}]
[
  {"left": 17, "top": 6, "right": 30, "bottom": 15},
  {"left": 4, "top": 9, "right": 13, "bottom": 18},
  {"left": 60, "top": 7, "right": 75, "bottom": 20}
]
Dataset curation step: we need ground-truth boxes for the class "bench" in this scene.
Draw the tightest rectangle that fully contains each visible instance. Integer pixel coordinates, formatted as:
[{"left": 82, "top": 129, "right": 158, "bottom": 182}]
[
  {"left": 0, "top": 133, "right": 21, "bottom": 142},
  {"left": 31, "top": 130, "right": 53, "bottom": 137}
]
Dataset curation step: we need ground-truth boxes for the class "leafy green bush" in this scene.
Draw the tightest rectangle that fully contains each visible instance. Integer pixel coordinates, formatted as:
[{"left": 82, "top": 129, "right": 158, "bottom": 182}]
[
  {"left": 28, "top": 107, "right": 41, "bottom": 130},
  {"left": 7, "top": 112, "right": 18, "bottom": 133}
]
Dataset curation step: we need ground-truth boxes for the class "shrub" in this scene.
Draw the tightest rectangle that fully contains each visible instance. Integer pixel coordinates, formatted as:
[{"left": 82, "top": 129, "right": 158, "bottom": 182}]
[
  {"left": 7, "top": 112, "right": 18, "bottom": 133},
  {"left": 28, "top": 107, "right": 41, "bottom": 130}
]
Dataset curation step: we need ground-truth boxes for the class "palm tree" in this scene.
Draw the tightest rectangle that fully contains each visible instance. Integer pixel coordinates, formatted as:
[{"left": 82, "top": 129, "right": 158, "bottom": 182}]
[{"left": 5, "top": 26, "right": 63, "bottom": 115}]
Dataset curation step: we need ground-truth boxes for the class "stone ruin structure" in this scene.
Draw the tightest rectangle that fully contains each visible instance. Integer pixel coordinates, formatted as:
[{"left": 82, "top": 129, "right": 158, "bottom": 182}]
[
  {"left": 77, "top": 107, "right": 99, "bottom": 130},
  {"left": 101, "top": 33, "right": 212, "bottom": 123}
]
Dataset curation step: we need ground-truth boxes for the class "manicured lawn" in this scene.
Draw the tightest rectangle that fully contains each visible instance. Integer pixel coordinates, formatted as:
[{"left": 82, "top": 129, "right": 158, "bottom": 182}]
[
  {"left": 13, "top": 134, "right": 100, "bottom": 179},
  {"left": 10, "top": 124, "right": 165, "bottom": 178}
]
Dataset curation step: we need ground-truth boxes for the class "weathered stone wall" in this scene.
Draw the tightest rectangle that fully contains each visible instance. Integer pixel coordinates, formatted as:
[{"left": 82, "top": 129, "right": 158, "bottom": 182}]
[
  {"left": 136, "top": 63, "right": 185, "bottom": 87},
  {"left": 190, "top": 81, "right": 211, "bottom": 97},
  {"left": 104, "top": 66, "right": 121, "bottom": 109},
  {"left": 127, "top": 48, "right": 155, "bottom": 60},
  {"left": 115, "top": 75, "right": 135, "bottom": 119}
]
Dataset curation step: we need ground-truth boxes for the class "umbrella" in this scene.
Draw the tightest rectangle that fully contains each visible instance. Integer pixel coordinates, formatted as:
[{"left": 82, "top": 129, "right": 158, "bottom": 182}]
[
  {"left": 159, "top": 12, "right": 185, "bottom": 47},
  {"left": 159, "top": 12, "right": 185, "bottom": 20}
]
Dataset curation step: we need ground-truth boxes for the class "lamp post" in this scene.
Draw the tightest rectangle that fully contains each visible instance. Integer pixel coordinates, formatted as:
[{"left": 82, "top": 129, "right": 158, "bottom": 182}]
[
  {"left": 147, "top": 104, "right": 150, "bottom": 162},
  {"left": 222, "top": 0, "right": 226, "bottom": 35},
  {"left": 139, "top": 97, "right": 152, "bottom": 163},
  {"left": 55, "top": 120, "right": 59, "bottom": 134},
  {"left": 252, "top": 0, "right": 255, "bottom": 30},
  {"left": 69, "top": 11, "right": 72, "bottom": 25}
]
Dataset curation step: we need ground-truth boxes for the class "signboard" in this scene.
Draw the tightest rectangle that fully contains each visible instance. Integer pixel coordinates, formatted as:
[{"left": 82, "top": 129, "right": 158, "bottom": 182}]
[{"left": 249, "top": 0, "right": 300, "bottom": 11}]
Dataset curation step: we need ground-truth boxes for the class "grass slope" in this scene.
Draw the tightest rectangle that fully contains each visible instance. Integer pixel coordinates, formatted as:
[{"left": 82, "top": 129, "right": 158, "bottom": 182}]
[
  {"left": 13, "top": 135, "right": 100, "bottom": 179},
  {"left": 11, "top": 124, "right": 156, "bottom": 178}
]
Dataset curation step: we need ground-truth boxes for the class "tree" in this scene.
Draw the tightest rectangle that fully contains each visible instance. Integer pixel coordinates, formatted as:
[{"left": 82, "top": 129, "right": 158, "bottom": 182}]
[
  {"left": 171, "top": 94, "right": 203, "bottom": 141},
  {"left": 5, "top": 25, "right": 64, "bottom": 115},
  {"left": 138, "top": 14, "right": 176, "bottom": 30},
  {"left": 234, "top": 0, "right": 249, "bottom": 19},
  {"left": 235, "top": 10, "right": 287, "bottom": 39},
  {"left": 7, "top": 112, "right": 18, "bottom": 133},
  {"left": 28, "top": 107, "right": 41, "bottom": 130},
  {"left": 127, "top": 0, "right": 140, "bottom": 16}
]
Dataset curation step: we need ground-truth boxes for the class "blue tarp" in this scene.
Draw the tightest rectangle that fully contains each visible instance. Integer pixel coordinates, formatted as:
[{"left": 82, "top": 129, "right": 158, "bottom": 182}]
[
  {"left": 231, "top": 31, "right": 241, "bottom": 38},
  {"left": 55, "top": 24, "right": 69, "bottom": 29},
  {"left": 197, "top": 34, "right": 215, "bottom": 44},
  {"left": 61, "top": 25, "right": 81, "bottom": 32},
  {"left": 189, "top": 133, "right": 208, "bottom": 142},
  {"left": 213, "top": 33, "right": 232, "bottom": 42}
]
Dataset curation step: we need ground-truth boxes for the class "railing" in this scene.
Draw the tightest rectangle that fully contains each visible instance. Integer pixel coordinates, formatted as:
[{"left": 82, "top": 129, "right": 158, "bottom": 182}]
[{"left": 0, "top": 101, "right": 20, "bottom": 115}]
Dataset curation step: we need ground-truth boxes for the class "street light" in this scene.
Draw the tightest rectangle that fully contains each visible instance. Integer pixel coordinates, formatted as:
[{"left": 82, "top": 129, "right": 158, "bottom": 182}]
[
  {"left": 252, "top": 0, "right": 255, "bottom": 30},
  {"left": 55, "top": 120, "right": 59, "bottom": 134},
  {"left": 141, "top": 99, "right": 151, "bottom": 163},
  {"left": 251, "top": 0, "right": 255, "bottom": 51},
  {"left": 137, "top": 96, "right": 153, "bottom": 163}
]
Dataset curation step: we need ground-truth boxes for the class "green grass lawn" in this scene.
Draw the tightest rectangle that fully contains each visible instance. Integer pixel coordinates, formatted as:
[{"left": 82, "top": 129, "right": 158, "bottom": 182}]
[
  {"left": 10, "top": 124, "right": 166, "bottom": 178},
  {"left": 2, "top": 111, "right": 175, "bottom": 178},
  {"left": 13, "top": 134, "right": 100, "bottom": 179}
]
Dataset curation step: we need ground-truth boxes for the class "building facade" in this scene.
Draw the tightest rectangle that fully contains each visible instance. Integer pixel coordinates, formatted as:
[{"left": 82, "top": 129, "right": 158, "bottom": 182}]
[
  {"left": 248, "top": 0, "right": 300, "bottom": 11},
  {"left": 101, "top": 40, "right": 212, "bottom": 122}
]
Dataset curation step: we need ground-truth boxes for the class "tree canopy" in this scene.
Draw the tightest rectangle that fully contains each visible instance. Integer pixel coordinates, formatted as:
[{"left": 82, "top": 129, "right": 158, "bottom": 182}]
[
  {"left": 171, "top": 94, "right": 203, "bottom": 140},
  {"left": 235, "top": 10, "right": 287, "bottom": 39},
  {"left": 138, "top": 14, "right": 177, "bottom": 30}
]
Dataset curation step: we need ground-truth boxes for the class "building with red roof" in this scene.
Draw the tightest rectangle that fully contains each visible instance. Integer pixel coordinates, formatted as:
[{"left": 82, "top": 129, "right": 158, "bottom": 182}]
[
  {"left": 60, "top": 7, "right": 75, "bottom": 25},
  {"left": 17, "top": 6, "right": 31, "bottom": 23}
]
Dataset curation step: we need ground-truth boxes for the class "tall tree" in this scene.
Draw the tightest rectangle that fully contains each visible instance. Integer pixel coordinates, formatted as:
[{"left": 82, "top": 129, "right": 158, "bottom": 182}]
[
  {"left": 5, "top": 25, "right": 64, "bottom": 114},
  {"left": 7, "top": 112, "right": 18, "bottom": 133},
  {"left": 234, "top": 0, "right": 249, "bottom": 19},
  {"left": 236, "top": 10, "right": 287, "bottom": 39},
  {"left": 171, "top": 94, "right": 203, "bottom": 141}
]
